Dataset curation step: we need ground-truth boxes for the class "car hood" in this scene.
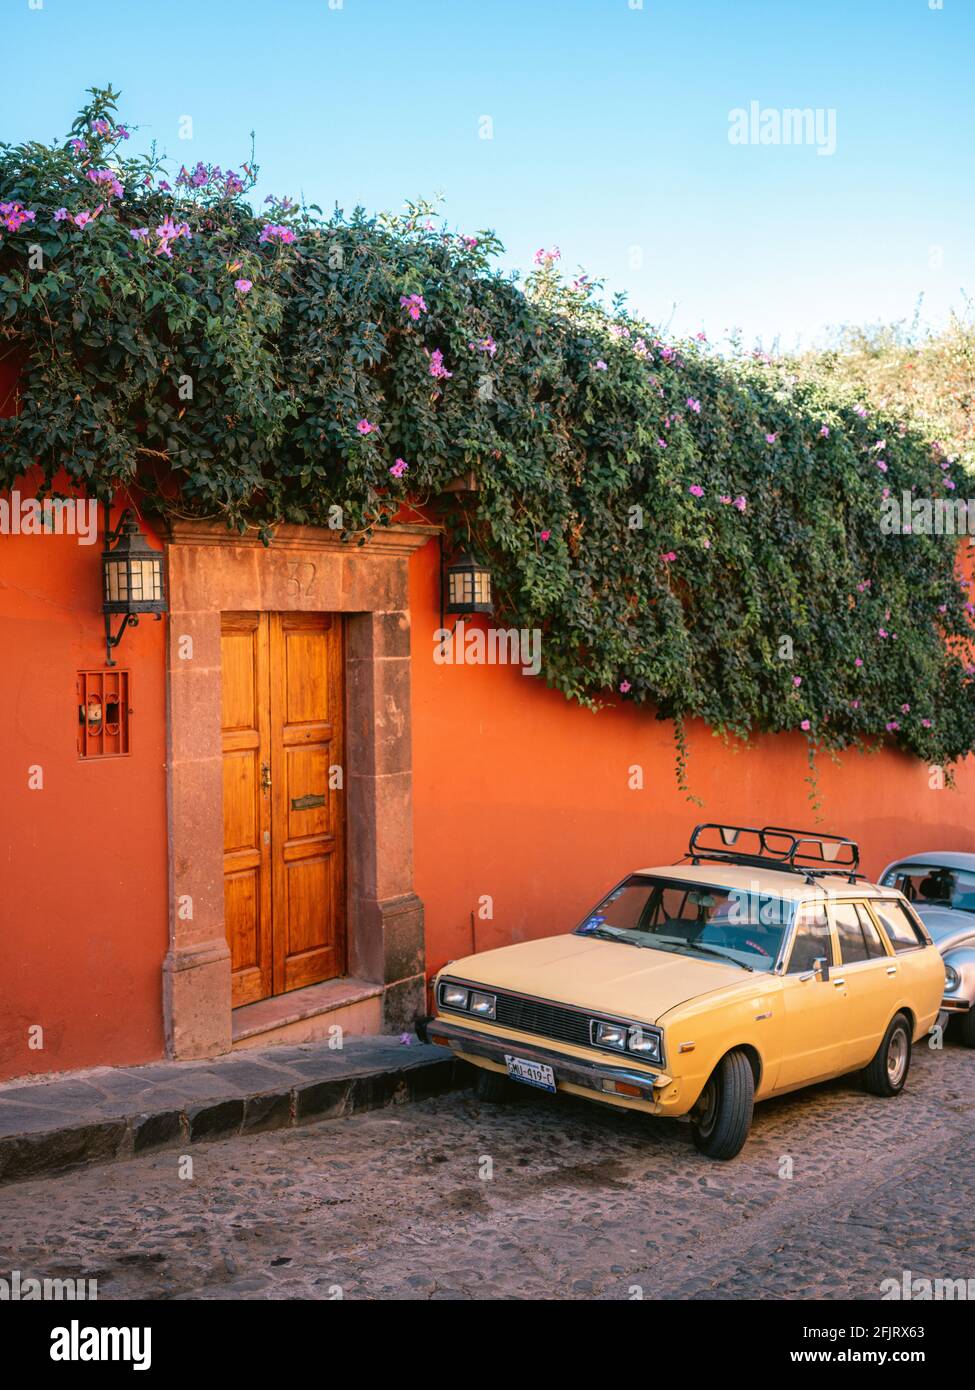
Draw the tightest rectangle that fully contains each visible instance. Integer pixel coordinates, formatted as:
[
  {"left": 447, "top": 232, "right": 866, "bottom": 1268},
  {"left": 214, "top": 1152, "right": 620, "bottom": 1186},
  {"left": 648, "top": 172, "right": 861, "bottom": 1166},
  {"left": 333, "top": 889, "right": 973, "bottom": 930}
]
[
  {"left": 440, "top": 933, "right": 752, "bottom": 1025},
  {"left": 913, "top": 905, "right": 975, "bottom": 952}
]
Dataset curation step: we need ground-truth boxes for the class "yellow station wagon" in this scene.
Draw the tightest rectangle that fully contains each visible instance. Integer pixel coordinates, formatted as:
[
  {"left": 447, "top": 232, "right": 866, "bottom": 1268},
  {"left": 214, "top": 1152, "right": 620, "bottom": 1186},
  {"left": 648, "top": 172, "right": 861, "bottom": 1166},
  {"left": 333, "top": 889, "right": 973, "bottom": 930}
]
[{"left": 421, "top": 824, "right": 946, "bottom": 1159}]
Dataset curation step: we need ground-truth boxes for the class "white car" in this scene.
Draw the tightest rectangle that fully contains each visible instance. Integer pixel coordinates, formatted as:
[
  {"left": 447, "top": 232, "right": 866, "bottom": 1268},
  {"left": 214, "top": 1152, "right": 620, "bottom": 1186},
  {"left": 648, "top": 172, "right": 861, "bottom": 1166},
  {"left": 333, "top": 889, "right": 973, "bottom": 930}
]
[{"left": 879, "top": 853, "right": 975, "bottom": 1046}]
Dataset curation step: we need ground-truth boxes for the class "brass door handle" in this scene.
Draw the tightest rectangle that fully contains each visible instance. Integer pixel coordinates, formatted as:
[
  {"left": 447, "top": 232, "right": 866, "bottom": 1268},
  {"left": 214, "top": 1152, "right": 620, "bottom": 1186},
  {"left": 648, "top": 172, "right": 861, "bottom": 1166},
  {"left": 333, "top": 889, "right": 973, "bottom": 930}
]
[{"left": 260, "top": 762, "right": 272, "bottom": 791}]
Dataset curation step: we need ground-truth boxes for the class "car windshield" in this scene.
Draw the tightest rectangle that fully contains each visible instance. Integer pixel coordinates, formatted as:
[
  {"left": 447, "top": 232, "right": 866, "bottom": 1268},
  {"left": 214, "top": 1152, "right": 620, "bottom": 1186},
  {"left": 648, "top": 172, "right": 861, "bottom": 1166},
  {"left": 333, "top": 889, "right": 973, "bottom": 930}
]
[
  {"left": 574, "top": 875, "right": 793, "bottom": 972},
  {"left": 882, "top": 864, "right": 975, "bottom": 915}
]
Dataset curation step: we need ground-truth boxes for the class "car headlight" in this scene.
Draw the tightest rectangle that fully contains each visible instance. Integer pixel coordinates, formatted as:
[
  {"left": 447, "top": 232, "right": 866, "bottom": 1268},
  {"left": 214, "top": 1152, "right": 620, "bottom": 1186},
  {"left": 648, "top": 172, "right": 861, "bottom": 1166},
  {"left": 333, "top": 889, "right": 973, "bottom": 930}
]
[
  {"left": 627, "top": 1027, "right": 662, "bottom": 1062},
  {"left": 440, "top": 982, "right": 470, "bottom": 1010},
  {"left": 945, "top": 963, "right": 961, "bottom": 993},
  {"left": 592, "top": 1020, "right": 628, "bottom": 1050},
  {"left": 469, "top": 990, "right": 497, "bottom": 1019}
]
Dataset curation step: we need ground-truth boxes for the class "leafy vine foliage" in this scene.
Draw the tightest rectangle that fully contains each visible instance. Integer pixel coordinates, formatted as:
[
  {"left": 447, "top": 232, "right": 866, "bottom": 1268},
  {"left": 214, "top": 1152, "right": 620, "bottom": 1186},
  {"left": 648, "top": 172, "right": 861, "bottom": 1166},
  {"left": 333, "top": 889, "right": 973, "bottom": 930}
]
[{"left": 2, "top": 89, "right": 974, "bottom": 771}]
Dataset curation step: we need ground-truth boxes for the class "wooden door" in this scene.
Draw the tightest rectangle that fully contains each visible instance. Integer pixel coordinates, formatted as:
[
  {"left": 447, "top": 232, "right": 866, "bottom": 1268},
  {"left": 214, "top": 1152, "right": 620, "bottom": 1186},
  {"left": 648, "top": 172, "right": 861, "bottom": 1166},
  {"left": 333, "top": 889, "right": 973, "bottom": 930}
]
[{"left": 221, "top": 612, "right": 345, "bottom": 1007}]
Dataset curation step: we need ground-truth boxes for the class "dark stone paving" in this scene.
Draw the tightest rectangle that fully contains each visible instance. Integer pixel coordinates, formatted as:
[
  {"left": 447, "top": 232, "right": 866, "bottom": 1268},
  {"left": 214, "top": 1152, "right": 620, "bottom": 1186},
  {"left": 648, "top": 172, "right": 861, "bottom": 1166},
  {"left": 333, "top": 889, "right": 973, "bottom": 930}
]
[
  {"left": 0, "top": 1037, "right": 460, "bottom": 1184},
  {"left": 0, "top": 1036, "right": 971, "bottom": 1300}
]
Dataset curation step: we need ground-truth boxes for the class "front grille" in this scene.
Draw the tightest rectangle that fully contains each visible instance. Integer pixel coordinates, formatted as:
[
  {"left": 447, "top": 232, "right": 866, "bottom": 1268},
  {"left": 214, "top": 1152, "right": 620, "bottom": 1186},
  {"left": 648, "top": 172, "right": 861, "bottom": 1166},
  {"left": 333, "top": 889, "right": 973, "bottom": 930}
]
[{"left": 492, "top": 991, "right": 593, "bottom": 1047}]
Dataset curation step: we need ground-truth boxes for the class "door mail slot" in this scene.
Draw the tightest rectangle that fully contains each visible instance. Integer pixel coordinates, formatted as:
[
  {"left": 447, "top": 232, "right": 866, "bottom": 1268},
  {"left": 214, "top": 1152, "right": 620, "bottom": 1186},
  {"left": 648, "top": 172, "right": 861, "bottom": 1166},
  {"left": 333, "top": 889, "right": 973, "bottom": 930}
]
[{"left": 291, "top": 793, "right": 326, "bottom": 811}]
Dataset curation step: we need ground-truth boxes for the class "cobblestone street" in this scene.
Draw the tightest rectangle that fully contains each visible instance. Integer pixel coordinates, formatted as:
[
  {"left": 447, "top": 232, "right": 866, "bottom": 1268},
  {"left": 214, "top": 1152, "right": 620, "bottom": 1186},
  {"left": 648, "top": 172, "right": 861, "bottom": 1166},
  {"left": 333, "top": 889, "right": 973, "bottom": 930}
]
[{"left": 1, "top": 1040, "right": 972, "bottom": 1301}]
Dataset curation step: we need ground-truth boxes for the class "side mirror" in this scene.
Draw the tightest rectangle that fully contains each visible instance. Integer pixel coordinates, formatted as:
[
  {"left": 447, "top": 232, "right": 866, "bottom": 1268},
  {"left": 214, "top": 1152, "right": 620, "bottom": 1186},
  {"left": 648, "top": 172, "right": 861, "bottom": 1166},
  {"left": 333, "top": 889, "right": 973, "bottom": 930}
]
[{"left": 813, "top": 955, "right": 830, "bottom": 983}]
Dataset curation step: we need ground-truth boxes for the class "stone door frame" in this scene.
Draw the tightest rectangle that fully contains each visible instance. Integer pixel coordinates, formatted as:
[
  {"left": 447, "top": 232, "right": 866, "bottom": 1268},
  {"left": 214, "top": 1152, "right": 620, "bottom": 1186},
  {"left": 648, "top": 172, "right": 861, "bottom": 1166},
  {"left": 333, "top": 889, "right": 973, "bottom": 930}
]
[{"left": 162, "top": 519, "right": 436, "bottom": 1060}]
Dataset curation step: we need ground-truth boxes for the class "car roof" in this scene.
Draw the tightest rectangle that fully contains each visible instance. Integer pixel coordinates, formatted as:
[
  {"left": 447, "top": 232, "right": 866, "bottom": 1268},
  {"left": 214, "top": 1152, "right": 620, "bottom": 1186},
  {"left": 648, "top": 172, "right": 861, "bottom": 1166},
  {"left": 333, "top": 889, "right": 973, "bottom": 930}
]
[
  {"left": 881, "top": 852, "right": 975, "bottom": 873},
  {"left": 632, "top": 861, "right": 891, "bottom": 903}
]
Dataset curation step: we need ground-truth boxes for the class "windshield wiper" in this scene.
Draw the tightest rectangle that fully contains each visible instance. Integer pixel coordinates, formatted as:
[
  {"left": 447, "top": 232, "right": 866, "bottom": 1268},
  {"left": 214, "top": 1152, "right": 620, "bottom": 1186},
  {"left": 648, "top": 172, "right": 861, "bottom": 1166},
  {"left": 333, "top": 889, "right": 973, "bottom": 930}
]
[
  {"left": 680, "top": 942, "right": 754, "bottom": 971},
  {"left": 576, "top": 926, "right": 638, "bottom": 946}
]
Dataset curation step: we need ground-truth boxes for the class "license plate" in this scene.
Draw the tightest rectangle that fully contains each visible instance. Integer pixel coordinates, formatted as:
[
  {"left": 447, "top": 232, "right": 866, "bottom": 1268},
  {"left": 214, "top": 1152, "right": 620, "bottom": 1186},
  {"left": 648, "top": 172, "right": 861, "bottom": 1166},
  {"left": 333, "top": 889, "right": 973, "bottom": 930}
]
[{"left": 504, "top": 1054, "right": 556, "bottom": 1092}]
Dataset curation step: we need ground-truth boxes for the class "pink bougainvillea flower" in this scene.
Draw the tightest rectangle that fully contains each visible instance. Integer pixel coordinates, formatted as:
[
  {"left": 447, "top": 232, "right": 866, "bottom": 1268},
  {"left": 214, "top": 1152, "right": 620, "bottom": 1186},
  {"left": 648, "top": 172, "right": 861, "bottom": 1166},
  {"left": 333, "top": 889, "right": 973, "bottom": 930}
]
[
  {"left": 154, "top": 215, "right": 190, "bottom": 257},
  {"left": 765, "top": 432, "right": 777, "bottom": 444},
  {"left": 733, "top": 495, "right": 747, "bottom": 512},
  {"left": 921, "top": 718, "right": 933, "bottom": 728},
  {"left": 86, "top": 168, "right": 124, "bottom": 199},
  {"left": 69, "top": 137, "right": 88, "bottom": 155},
  {"left": 876, "top": 459, "right": 888, "bottom": 472},
  {"left": 533, "top": 246, "right": 561, "bottom": 266},
  {"left": 259, "top": 222, "right": 296, "bottom": 245},
  {"left": 687, "top": 397, "right": 701, "bottom": 413},
  {"left": 619, "top": 680, "right": 631, "bottom": 694},
  {"left": 71, "top": 209, "right": 98, "bottom": 229},
  {"left": 356, "top": 419, "right": 376, "bottom": 435},
  {"left": 428, "top": 348, "right": 453, "bottom": 380},
  {"left": 850, "top": 699, "right": 860, "bottom": 710},
  {"left": 793, "top": 676, "right": 802, "bottom": 687},
  {"left": 660, "top": 551, "right": 677, "bottom": 563},
  {"left": 633, "top": 338, "right": 650, "bottom": 359},
  {"left": 702, "top": 537, "right": 711, "bottom": 549},
  {"left": 900, "top": 703, "right": 911, "bottom": 713},
  {"left": 873, "top": 439, "right": 886, "bottom": 451},
  {"left": 800, "top": 720, "right": 811, "bottom": 731},
  {"left": 540, "top": 529, "right": 551, "bottom": 542},
  {"left": 854, "top": 404, "right": 867, "bottom": 418},
  {"left": 878, "top": 627, "right": 889, "bottom": 638},
  {"left": 886, "top": 720, "right": 900, "bottom": 733},
  {"left": 399, "top": 293, "right": 427, "bottom": 321},
  {"left": 234, "top": 279, "right": 253, "bottom": 294},
  {"left": 689, "top": 484, "right": 704, "bottom": 497},
  {"left": 469, "top": 336, "right": 497, "bottom": 356},
  {"left": 854, "top": 657, "right": 864, "bottom": 667},
  {"left": 696, "top": 331, "right": 707, "bottom": 342},
  {"left": 0, "top": 202, "right": 36, "bottom": 232},
  {"left": 945, "top": 479, "right": 957, "bottom": 490},
  {"left": 594, "top": 360, "right": 608, "bottom": 371},
  {"left": 461, "top": 235, "right": 478, "bottom": 249},
  {"left": 719, "top": 494, "right": 732, "bottom": 505},
  {"left": 389, "top": 458, "right": 408, "bottom": 479},
  {"left": 657, "top": 438, "right": 667, "bottom": 448},
  {"left": 819, "top": 425, "right": 829, "bottom": 437},
  {"left": 53, "top": 208, "right": 68, "bottom": 222},
  {"left": 938, "top": 604, "right": 948, "bottom": 613},
  {"left": 129, "top": 227, "right": 149, "bottom": 241}
]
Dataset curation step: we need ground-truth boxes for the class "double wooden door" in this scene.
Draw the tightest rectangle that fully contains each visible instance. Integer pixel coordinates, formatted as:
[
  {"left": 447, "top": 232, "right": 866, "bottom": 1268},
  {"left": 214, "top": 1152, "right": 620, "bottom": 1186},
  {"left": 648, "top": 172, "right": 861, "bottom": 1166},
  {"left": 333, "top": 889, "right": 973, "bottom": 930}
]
[{"left": 221, "top": 612, "right": 345, "bottom": 1008}]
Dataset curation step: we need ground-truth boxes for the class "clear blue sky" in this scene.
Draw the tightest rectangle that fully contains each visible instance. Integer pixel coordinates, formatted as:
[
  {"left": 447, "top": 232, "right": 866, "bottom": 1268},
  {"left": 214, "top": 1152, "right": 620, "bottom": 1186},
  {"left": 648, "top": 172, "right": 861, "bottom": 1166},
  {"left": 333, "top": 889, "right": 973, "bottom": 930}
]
[{"left": 3, "top": 0, "right": 972, "bottom": 350}]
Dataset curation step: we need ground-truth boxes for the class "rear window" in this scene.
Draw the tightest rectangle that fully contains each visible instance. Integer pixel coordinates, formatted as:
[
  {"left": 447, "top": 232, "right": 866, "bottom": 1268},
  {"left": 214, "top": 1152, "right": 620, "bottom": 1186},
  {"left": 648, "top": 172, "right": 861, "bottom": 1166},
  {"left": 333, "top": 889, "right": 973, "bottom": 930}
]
[{"left": 873, "top": 900, "right": 926, "bottom": 954}]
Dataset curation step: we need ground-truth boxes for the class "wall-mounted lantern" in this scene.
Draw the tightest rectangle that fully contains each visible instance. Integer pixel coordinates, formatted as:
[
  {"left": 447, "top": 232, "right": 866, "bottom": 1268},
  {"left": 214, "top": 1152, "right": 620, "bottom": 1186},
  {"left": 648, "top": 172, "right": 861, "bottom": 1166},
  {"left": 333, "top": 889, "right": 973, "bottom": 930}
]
[
  {"left": 445, "top": 552, "right": 493, "bottom": 616},
  {"left": 101, "top": 505, "right": 167, "bottom": 666}
]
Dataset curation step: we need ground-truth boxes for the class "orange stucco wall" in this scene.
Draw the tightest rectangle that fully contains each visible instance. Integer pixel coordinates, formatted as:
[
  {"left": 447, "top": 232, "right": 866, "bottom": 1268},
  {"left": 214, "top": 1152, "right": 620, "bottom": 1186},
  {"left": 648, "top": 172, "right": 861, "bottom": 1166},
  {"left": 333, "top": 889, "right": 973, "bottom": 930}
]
[
  {"left": 409, "top": 538, "right": 975, "bottom": 977},
  {"left": 0, "top": 359, "right": 169, "bottom": 1082},
  {"left": 3, "top": 331, "right": 974, "bottom": 1083}
]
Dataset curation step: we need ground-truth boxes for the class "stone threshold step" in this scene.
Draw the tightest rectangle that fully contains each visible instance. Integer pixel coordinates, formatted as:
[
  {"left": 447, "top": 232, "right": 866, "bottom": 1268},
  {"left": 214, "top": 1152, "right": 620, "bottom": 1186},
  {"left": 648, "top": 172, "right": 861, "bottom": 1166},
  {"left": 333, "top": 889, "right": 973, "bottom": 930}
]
[{"left": 0, "top": 1035, "right": 464, "bottom": 1186}]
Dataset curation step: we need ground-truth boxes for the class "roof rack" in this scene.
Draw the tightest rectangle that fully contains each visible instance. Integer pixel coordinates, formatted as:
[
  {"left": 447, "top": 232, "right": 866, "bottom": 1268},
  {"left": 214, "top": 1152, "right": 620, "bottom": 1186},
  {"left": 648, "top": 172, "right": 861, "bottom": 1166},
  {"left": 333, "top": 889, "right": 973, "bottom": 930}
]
[{"left": 687, "top": 823, "right": 862, "bottom": 885}]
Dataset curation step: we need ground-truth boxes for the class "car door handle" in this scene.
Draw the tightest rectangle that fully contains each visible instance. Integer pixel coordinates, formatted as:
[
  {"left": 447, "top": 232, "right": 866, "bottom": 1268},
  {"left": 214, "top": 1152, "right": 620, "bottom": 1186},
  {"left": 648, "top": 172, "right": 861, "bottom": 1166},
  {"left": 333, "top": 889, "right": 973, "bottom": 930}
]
[
  {"left": 832, "top": 977, "right": 846, "bottom": 987},
  {"left": 886, "top": 965, "right": 897, "bottom": 976}
]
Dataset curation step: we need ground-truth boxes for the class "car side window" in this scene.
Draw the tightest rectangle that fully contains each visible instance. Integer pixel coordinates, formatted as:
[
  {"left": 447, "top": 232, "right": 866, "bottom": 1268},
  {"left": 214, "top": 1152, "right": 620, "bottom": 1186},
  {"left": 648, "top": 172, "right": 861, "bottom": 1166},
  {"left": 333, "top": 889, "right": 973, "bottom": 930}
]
[
  {"left": 833, "top": 903, "right": 870, "bottom": 964},
  {"left": 854, "top": 903, "right": 888, "bottom": 958},
  {"left": 788, "top": 906, "right": 833, "bottom": 973},
  {"left": 873, "top": 900, "right": 925, "bottom": 954}
]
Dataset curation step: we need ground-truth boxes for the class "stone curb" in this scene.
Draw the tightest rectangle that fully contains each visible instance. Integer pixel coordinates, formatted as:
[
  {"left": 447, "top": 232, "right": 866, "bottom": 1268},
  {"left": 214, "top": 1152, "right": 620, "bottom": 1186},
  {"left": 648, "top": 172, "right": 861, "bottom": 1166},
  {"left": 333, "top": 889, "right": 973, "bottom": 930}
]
[{"left": 0, "top": 1043, "right": 465, "bottom": 1186}]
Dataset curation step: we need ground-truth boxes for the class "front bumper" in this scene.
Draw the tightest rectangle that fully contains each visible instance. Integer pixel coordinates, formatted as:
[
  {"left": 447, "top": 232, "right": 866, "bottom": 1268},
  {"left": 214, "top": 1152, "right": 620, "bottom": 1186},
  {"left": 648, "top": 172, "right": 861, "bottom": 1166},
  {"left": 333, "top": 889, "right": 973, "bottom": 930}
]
[
  {"left": 942, "top": 995, "right": 973, "bottom": 1014},
  {"left": 424, "top": 1017, "right": 672, "bottom": 1105}
]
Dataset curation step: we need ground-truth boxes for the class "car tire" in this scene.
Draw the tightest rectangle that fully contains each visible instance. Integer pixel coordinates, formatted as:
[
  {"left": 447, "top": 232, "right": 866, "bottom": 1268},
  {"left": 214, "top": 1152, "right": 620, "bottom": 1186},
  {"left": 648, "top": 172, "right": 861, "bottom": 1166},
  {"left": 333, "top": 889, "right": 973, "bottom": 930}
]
[
  {"left": 863, "top": 1012, "right": 912, "bottom": 1096},
  {"left": 954, "top": 1007, "right": 975, "bottom": 1048},
  {"left": 690, "top": 1049, "right": 754, "bottom": 1160},
  {"left": 471, "top": 1065, "right": 510, "bottom": 1102}
]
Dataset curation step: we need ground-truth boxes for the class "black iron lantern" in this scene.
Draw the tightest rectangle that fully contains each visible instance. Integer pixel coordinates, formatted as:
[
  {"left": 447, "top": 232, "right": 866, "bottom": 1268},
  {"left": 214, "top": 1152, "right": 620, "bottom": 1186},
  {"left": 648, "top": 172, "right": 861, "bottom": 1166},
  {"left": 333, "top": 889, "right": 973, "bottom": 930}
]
[
  {"left": 445, "top": 552, "right": 493, "bottom": 616},
  {"left": 101, "top": 505, "right": 167, "bottom": 666}
]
